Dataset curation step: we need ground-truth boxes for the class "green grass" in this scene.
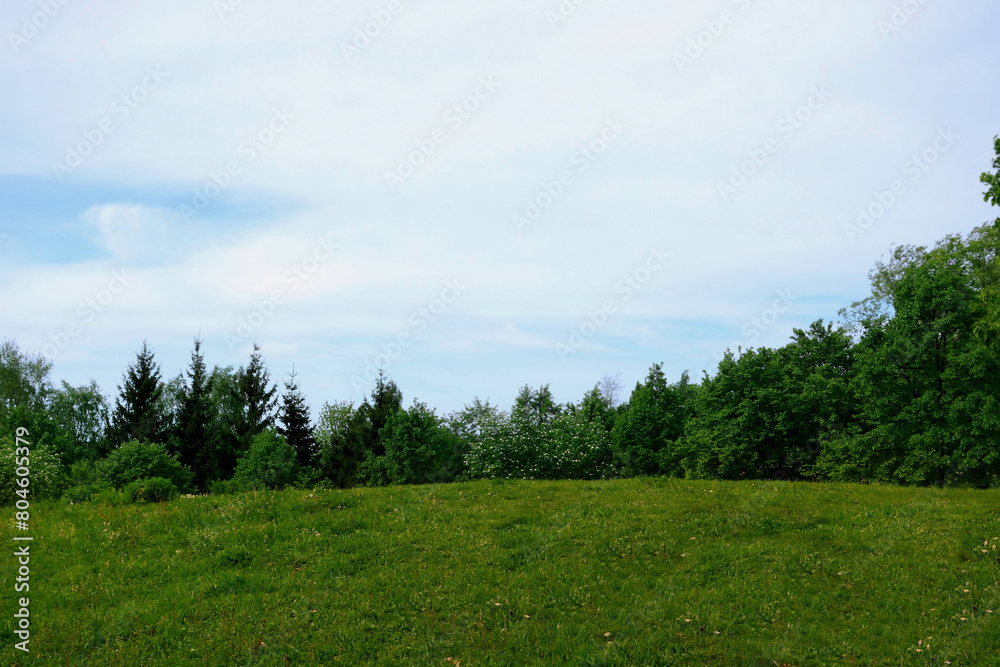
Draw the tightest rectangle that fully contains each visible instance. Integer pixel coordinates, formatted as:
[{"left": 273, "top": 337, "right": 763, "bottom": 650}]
[{"left": 2, "top": 478, "right": 999, "bottom": 665}]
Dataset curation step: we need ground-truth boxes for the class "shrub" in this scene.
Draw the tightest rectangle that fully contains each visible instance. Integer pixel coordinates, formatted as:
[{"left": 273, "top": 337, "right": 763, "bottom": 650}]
[
  {"left": 0, "top": 435, "right": 68, "bottom": 504},
  {"left": 91, "top": 487, "right": 129, "bottom": 507},
  {"left": 466, "top": 408, "right": 613, "bottom": 480},
  {"left": 233, "top": 429, "right": 300, "bottom": 490},
  {"left": 382, "top": 401, "right": 463, "bottom": 485},
  {"left": 358, "top": 452, "right": 390, "bottom": 487},
  {"left": 123, "top": 477, "right": 178, "bottom": 503},
  {"left": 98, "top": 440, "right": 193, "bottom": 491},
  {"left": 209, "top": 478, "right": 247, "bottom": 495},
  {"left": 63, "top": 481, "right": 112, "bottom": 504}
]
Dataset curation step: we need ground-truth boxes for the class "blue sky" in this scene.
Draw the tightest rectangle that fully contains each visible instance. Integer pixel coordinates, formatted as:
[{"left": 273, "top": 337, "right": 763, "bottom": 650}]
[{"left": 1, "top": 0, "right": 998, "bottom": 416}]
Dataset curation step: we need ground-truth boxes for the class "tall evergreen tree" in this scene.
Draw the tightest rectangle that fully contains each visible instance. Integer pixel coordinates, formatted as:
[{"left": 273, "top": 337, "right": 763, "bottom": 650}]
[
  {"left": 357, "top": 368, "right": 403, "bottom": 459},
  {"left": 233, "top": 343, "right": 278, "bottom": 454},
  {"left": 277, "top": 368, "right": 316, "bottom": 468},
  {"left": 108, "top": 341, "right": 167, "bottom": 446},
  {"left": 171, "top": 337, "right": 219, "bottom": 488}
]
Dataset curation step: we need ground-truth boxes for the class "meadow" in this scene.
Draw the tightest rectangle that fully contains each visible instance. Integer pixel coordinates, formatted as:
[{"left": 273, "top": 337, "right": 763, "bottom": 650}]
[{"left": 2, "top": 478, "right": 999, "bottom": 666}]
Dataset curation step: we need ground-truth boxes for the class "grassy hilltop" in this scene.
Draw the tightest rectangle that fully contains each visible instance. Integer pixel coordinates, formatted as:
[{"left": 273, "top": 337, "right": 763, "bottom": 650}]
[{"left": 2, "top": 478, "right": 999, "bottom": 666}]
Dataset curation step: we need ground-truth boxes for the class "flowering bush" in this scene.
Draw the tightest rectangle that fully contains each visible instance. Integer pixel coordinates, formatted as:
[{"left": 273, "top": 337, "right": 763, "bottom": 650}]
[
  {"left": 0, "top": 435, "right": 67, "bottom": 504},
  {"left": 466, "top": 408, "right": 614, "bottom": 480}
]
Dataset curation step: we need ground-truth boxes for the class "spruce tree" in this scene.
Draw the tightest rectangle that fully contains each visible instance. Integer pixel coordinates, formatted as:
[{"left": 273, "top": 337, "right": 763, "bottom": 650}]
[
  {"left": 233, "top": 343, "right": 278, "bottom": 455},
  {"left": 361, "top": 368, "right": 402, "bottom": 458},
  {"left": 277, "top": 368, "right": 316, "bottom": 468},
  {"left": 172, "top": 337, "right": 218, "bottom": 488},
  {"left": 108, "top": 341, "right": 166, "bottom": 446}
]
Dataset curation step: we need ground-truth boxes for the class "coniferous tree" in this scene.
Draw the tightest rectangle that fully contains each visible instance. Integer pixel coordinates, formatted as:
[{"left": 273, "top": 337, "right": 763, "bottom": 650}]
[
  {"left": 171, "top": 337, "right": 219, "bottom": 488},
  {"left": 108, "top": 341, "right": 167, "bottom": 447},
  {"left": 233, "top": 343, "right": 278, "bottom": 455},
  {"left": 364, "top": 368, "right": 402, "bottom": 458},
  {"left": 277, "top": 368, "right": 316, "bottom": 468}
]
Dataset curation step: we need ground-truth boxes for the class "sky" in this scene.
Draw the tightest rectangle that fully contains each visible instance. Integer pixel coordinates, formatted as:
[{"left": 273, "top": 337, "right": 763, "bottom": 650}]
[{"left": 1, "top": 0, "right": 998, "bottom": 417}]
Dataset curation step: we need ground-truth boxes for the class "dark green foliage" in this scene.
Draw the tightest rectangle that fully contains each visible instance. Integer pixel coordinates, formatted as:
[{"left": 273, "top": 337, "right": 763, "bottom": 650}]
[
  {"left": 381, "top": 401, "right": 463, "bottom": 485},
  {"left": 0, "top": 404, "right": 75, "bottom": 464},
  {"left": 321, "top": 370, "right": 406, "bottom": 487},
  {"left": 824, "top": 224, "right": 1000, "bottom": 486},
  {"left": 208, "top": 478, "right": 246, "bottom": 495},
  {"left": 233, "top": 428, "right": 300, "bottom": 491},
  {"left": 681, "top": 322, "right": 856, "bottom": 481},
  {"left": 232, "top": 343, "right": 278, "bottom": 455},
  {"left": 97, "top": 440, "right": 193, "bottom": 492},
  {"left": 123, "top": 477, "right": 179, "bottom": 503},
  {"left": 170, "top": 338, "right": 222, "bottom": 489},
  {"left": 276, "top": 369, "right": 316, "bottom": 467},
  {"left": 358, "top": 369, "right": 403, "bottom": 459},
  {"left": 611, "top": 365, "right": 695, "bottom": 476},
  {"left": 108, "top": 341, "right": 168, "bottom": 447}
]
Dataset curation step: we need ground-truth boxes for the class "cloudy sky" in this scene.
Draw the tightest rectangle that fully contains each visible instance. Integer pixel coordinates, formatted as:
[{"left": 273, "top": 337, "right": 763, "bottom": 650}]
[{"left": 1, "top": 0, "right": 998, "bottom": 415}]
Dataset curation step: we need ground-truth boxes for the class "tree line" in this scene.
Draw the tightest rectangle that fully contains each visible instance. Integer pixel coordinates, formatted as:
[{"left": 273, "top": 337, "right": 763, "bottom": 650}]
[{"left": 2, "top": 136, "right": 999, "bottom": 501}]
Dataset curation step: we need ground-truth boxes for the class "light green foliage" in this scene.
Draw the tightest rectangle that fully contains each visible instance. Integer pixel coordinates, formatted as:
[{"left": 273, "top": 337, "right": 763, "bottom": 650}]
[
  {"left": 233, "top": 428, "right": 300, "bottom": 491},
  {"left": 981, "top": 135, "right": 1000, "bottom": 207},
  {"left": 0, "top": 435, "right": 67, "bottom": 503},
  {"left": 315, "top": 400, "right": 364, "bottom": 488},
  {"left": 47, "top": 380, "right": 110, "bottom": 462},
  {"left": 97, "top": 440, "right": 193, "bottom": 492},
  {"left": 0, "top": 338, "right": 52, "bottom": 417},
  {"left": 122, "top": 477, "right": 178, "bottom": 503},
  {"left": 466, "top": 406, "right": 613, "bottom": 480}
]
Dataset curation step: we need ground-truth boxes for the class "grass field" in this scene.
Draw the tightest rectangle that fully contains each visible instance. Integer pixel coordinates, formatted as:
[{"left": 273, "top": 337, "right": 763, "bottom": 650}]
[{"left": 2, "top": 478, "right": 999, "bottom": 665}]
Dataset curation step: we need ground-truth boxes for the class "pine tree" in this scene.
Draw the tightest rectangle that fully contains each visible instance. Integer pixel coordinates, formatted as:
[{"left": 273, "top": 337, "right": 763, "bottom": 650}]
[
  {"left": 108, "top": 341, "right": 166, "bottom": 446},
  {"left": 233, "top": 343, "right": 278, "bottom": 455},
  {"left": 277, "top": 368, "right": 316, "bottom": 468},
  {"left": 172, "top": 337, "right": 218, "bottom": 488}
]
